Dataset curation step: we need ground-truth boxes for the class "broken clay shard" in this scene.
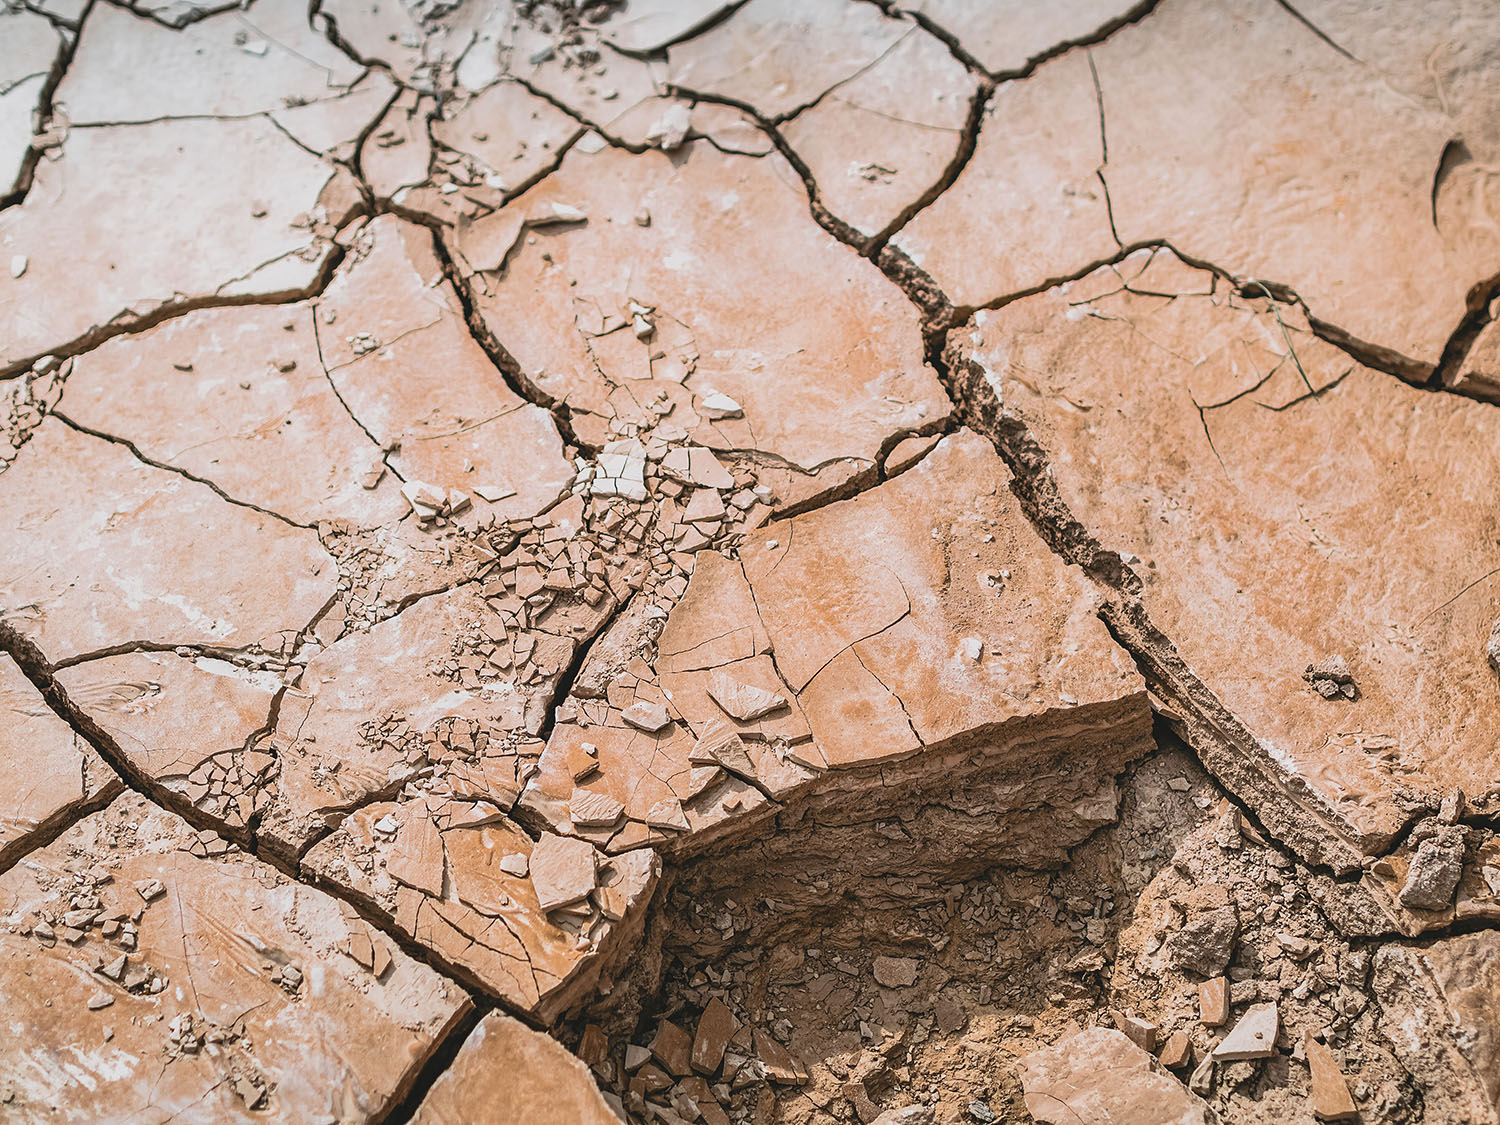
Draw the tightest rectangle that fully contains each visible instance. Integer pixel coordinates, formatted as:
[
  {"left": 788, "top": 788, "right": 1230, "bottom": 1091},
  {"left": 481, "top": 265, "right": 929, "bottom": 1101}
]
[{"left": 706, "top": 668, "right": 788, "bottom": 722}]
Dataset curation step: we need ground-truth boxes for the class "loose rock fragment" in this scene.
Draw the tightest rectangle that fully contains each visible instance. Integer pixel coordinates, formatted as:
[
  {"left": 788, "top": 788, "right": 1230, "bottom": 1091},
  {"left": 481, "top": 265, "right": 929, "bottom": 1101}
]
[
  {"left": 873, "top": 956, "right": 921, "bottom": 989},
  {"left": 1303, "top": 656, "right": 1357, "bottom": 701},
  {"left": 411, "top": 1011, "right": 618, "bottom": 1124},
  {"left": 1399, "top": 823, "right": 1467, "bottom": 911},
  {"left": 1020, "top": 1028, "right": 1211, "bottom": 1125},
  {"left": 616, "top": 700, "right": 670, "bottom": 733},
  {"left": 692, "top": 997, "right": 740, "bottom": 1075},
  {"left": 1158, "top": 1031, "right": 1191, "bottom": 1070},
  {"left": 529, "top": 833, "right": 600, "bottom": 912},
  {"left": 1304, "top": 1031, "right": 1360, "bottom": 1122},
  {"left": 650, "top": 1020, "right": 693, "bottom": 1076},
  {"left": 1212, "top": 1002, "right": 1280, "bottom": 1061},
  {"left": 706, "top": 669, "right": 787, "bottom": 721},
  {"left": 1164, "top": 907, "right": 1238, "bottom": 977}
]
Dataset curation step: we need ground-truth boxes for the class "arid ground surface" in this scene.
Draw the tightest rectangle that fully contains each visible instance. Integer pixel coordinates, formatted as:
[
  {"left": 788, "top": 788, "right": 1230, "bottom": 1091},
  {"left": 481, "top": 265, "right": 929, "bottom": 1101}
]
[{"left": 3, "top": 0, "right": 1500, "bottom": 1122}]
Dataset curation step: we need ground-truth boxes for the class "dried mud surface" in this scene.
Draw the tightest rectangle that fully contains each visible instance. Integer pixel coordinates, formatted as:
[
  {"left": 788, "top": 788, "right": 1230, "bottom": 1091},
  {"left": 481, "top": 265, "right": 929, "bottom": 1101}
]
[{"left": 3, "top": 1, "right": 1500, "bottom": 1123}]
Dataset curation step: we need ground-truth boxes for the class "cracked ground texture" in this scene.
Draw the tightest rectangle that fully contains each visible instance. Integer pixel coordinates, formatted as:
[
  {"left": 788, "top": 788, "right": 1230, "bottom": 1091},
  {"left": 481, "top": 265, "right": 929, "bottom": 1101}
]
[{"left": 2, "top": 0, "right": 1500, "bottom": 1123}]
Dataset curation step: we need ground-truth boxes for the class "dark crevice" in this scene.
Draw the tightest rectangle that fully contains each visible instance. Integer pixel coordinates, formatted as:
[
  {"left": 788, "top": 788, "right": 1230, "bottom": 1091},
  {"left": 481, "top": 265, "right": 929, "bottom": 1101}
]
[
  {"left": 864, "top": 77, "right": 993, "bottom": 255},
  {"left": 0, "top": 618, "right": 499, "bottom": 1023},
  {"left": 0, "top": 620, "right": 266, "bottom": 857},
  {"left": 761, "top": 412, "right": 958, "bottom": 523},
  {"left": 49, "top": 638, "right": 274, "bottom": 672},
  {"left": 411, "top": 212, "right": 590, "bottom": 452},
  {"left": 602, "top": 0, "right": 753, "bottom": 61},
  {"left": 0, "top": 226, "right": 358, "bottom": 381},
  {"left": 537, "top": 589, "right": 629, "bottom": 743},
  {"left": 861, "top": 0, "right": 1164, "bottom": 84},
  {"left": 767, "top": 25, "right": 920, "bottom": 128},
  {"left": 376, "top": 999, "right": 492, "bottom": 1125},
  {"left": 1303, "top": 312, "right": 1436, "bottom": 386},
  {"left": 107, "top": 0, "right": 244, "bottom": 30},
  {"left": 664, "top": 85, "right": 866, "bottom": 248},
  {"left": 0, "top": 0, "right": 92, "bottom": 212},
  {"left": 0, "top": 768, "right": 122, "bottom": 879},
  {"left": 855, "top": 0, "right": 986, "bottom": 75},
  {"left": 308, "top": 0, "right": 384, "bottom": 71},
  {"left": 50, "top": 410, "right": 312, "bottom": 528},
  {"left": 985, "top": 0, "right": 1162, "bottom": 84},
  {"left": 345, "top": 74, "right": 408, "bottom": 194},
  {"left": 1271, "top": 0, "right": 1360, "bottom": 62},
  {"left": 1430, "top": 269, "right": 1500, "bottom": 397},
  {"left": 429, "top": 123, "right": 589, "bottom": 212},
  {"left": 504, "top": 73, "right": 653, "bottom": 155}
]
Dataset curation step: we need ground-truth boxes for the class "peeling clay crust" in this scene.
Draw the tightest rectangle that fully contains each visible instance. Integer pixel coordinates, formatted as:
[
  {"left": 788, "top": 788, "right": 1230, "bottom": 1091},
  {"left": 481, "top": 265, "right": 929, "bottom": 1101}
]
[{"left": 3, "top": 0, "right": 1500, "bottom": 1123}]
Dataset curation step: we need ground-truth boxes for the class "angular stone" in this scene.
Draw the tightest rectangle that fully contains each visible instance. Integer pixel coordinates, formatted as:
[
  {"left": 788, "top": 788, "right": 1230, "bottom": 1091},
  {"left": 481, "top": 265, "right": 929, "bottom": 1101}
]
[
  {"left": 873, "top": 955, "right": 921, "bottom": 989},
  {"left": 1164, "top": 907, "right": 1238, "bottom": 978},
  {"left": 621, "top": 700, "right": 673, "bottom": 732},
  {"left": 0, "top": 420, "right": 337, "bottom": 662},
  {"left": 754, "top": 1028, "right": 809, "bottom": 1085},
  {"left": 1198, "top": 976, "right": 1229, "bottom": 1027},
  {"left": 650, "top": 1019, "right": 693, "bottom": 1076},
  {"left": 1212, "top": 1002, "right": 1279, "bottom": 1061},
  {"left": 0, "top": 654, "right": 119, "bottom": 869},
  {"left": 0, "top": 793, "right": 468, "bottom": 1121},
  {"left": 1158, "top": 1031, "right": 1191, "bottom": 1070},
  {"left": 411, "top": 1011, "right": 618, "bottom": 1124},
  {"left": 1304, "top": 1031, "right": 1359, "bottom": 1122},
  {"left": 644, "top": 797, "right": 690, "bottom": 832},
  {"left": 692, "top": 997, "right": 741, "bottom": 1075},
  {"left": 570, "top": 789, "right": 626, "bottom": 829},
  {"left": 953, "top": 249, "right": 1500, "bottom": 867},
  {"left": 705, "top": 669, "right": 787, "bottom": 722},
  {"left": 529, "top": 832, "right": 599, "bottom": 911},
  {"left": 1399, "top": 824, "right": 1467, "bottom": 911},
  {"left": 1118, "top": 1014, "right": 1157, "bottom": 1053},
  {"left": 1019, "top": 1028, "right": 1210, "bottom": 1125}
]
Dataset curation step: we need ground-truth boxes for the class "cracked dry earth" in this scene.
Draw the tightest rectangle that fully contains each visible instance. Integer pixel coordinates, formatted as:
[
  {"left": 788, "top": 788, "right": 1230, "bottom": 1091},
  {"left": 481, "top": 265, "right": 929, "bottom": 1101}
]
[{"left": 7, "top": 2, "right": 1500, "bottom": 1125}]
